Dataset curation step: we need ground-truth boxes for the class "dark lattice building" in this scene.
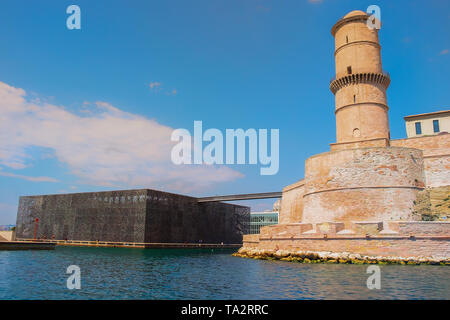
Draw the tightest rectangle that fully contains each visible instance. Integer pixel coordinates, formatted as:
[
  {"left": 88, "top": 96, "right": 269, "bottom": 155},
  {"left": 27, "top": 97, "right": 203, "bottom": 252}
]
[{"left": 15, "top": 189, "right": 249, "bottom": 244}]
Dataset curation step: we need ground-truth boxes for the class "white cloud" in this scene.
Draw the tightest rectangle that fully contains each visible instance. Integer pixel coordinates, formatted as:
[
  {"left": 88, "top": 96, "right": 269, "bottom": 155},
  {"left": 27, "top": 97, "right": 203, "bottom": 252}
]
[
  {"left": 149, "top": 82, "right": 177, "bottom": 96},
  {"left": 149, "top": 81, "right": 162, "bottom": 90},
  {"left": 0, "top": 81, "right": 243, "bottom": 193},
  {"left": 0, "top": 169, "right": 58, "bottom": 182}
]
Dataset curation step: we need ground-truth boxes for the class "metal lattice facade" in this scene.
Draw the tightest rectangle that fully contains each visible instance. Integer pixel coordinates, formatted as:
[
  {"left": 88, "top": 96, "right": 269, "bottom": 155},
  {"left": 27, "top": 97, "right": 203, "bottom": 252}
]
[{"left": 15, "top": 189, "right": 250, "bottom": 244}]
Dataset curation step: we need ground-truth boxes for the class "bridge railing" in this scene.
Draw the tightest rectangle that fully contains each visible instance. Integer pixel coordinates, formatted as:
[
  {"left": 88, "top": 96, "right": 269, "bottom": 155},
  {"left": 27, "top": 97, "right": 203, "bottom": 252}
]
[{"left": 197, "top": 192, "right": 282, "bottom": 202}]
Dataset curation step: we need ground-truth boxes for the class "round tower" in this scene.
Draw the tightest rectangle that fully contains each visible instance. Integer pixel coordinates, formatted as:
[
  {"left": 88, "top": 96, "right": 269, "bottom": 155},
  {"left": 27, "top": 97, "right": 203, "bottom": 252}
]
[{"left": 330, "top": 10, "right": 391, "bottom": 145}]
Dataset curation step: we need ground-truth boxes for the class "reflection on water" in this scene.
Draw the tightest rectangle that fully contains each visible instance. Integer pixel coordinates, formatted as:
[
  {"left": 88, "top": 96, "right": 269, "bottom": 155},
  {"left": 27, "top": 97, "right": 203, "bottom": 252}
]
[{"left": 0, "top": 246, "right": 448, "bottom": 299}]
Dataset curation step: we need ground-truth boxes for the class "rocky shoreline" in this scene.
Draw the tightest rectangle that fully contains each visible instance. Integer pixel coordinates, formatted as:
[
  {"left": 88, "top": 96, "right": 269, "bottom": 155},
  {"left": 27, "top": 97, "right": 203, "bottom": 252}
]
[{"left": 234, "top": 248, "right": 450, "bottom": 265}]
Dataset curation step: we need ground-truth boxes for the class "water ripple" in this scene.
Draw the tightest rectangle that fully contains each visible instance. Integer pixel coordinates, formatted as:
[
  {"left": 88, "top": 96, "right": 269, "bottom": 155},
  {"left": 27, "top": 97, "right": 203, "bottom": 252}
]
[{"left": 0, "top": 247, "right": 448, "bottom": 299}]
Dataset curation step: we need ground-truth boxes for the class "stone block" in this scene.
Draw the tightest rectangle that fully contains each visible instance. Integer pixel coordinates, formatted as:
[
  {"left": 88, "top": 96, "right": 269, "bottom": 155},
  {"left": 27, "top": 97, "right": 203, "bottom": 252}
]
[
  {"left": 317, "top": 222, "right": 345, "bottom": 235},
  {"left": 352, "top": 221, "right": 383, "bottom": 235}
]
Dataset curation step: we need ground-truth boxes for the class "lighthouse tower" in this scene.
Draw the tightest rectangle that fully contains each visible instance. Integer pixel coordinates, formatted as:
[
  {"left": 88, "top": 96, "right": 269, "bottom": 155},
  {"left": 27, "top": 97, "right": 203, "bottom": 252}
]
[{"left": 330, "top": 10, "right": 391, "bottom": 148}]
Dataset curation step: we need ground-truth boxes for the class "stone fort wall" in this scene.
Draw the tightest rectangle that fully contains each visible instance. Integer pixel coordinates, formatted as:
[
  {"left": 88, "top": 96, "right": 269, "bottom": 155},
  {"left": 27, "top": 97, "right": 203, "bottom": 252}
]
[
  {"left": 278, "top": 180, "right": 304, "bottom": 224},
  {"left": 279, "top": 134, "right": 450, "bottom": 225},
  {"left": 279, "top": 147, "right": 427, "bottom": 224},
  {"left": 241, "top": 221, "right": 450, "bottom": 261},
  {"left": 391, "top": 133, "right": 450, "bottom": 188},
  {"left": 302, "top": 147, "right": 425, "bottom": 223}
]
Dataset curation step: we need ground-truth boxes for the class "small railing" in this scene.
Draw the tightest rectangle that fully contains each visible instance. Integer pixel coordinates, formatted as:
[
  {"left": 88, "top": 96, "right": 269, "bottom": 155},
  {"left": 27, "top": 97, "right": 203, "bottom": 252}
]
[{"left": 15, "top": 238, "right": 242, "bottom": 248}]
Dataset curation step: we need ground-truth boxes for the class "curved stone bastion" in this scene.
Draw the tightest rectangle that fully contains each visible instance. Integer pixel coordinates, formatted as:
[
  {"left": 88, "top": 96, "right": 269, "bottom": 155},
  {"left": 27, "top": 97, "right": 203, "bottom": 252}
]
[{"left": 302, "top": 147, "right": 425, "bottom": 223}]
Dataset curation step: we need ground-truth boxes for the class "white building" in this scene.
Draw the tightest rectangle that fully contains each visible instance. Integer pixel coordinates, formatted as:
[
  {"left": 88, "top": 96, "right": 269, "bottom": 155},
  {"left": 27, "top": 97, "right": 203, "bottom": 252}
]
[{"left": 404, "top": 110, "right": 450, "bottom": 138}]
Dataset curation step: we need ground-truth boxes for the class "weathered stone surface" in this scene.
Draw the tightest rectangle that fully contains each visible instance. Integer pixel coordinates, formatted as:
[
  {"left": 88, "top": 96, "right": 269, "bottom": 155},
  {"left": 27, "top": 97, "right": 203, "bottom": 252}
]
[
  {"left": 430, "top": 186, "right": 450, "bottom": 218},
  {"left": 279, "top": 180, "right": 304, "bottom": 224},
  {"left": 240, "top": 220, "right": 450, "bottom": 262},
  {"left": 302, "top": 147, "right": 424, "bottom": 223},
  {"left": 391, "top": 134, "right": 450, "bottom": 188},
  {"left": 412, "top": 186, "right": 450, "bottom": 220},
  {"left": 235, "top": 244, "right": 450, "bottom": 265}
]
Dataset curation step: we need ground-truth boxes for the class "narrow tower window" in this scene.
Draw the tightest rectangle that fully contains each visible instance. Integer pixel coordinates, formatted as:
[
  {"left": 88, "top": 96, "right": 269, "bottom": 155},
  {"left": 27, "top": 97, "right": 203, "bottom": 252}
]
[
  {"left": 415, "top": 122, "right": 422, "bottom": 135},
  {"left": 353, "top": 95, "right": 356, "bottom": 103},
  {"left": 347, "top": 66, "right": 352, "bottom": 74},
  {"left": 346, "top": 36, "right": 349, "bottom": 43},
  {"left": 433, "top": 120, "right": 440, "bottom": 133}
]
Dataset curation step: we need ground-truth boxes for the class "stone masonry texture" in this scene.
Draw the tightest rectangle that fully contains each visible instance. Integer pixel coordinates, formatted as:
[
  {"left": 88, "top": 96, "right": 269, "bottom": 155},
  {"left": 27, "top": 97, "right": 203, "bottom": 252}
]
[{"left": 301, "top": 147, "right": 425, "bottom": 223}]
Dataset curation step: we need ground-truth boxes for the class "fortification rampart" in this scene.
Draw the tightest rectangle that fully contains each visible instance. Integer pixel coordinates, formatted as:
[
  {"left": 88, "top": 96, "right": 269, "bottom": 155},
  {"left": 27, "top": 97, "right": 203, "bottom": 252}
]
[
  {"left": 238, "top": 221, "right": 450, "bottom": 263},
  {"left": 279, "top": 180, "right": 304, "bottom": 224},
  {"left": 391, "top": 134, "right": 450, "bottom": 188}
]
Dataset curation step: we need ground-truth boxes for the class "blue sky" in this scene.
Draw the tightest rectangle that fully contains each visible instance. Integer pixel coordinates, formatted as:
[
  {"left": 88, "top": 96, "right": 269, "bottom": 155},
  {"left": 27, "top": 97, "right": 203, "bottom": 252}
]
[{"left": 0, "top": 0, "right": 449, "bottom": 224}]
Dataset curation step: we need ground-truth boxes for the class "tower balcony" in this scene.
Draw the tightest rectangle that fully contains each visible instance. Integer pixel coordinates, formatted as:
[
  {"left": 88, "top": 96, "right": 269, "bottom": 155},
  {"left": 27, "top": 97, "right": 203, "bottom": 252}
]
[{"left": 329, "top": 71, "right": 390, "bottom": 94}]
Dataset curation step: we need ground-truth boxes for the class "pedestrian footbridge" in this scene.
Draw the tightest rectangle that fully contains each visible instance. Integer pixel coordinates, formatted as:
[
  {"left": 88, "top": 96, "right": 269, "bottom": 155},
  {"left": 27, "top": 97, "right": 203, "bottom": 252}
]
[{"left": 197, "top": 192, "right": 282, "bottom": 202}]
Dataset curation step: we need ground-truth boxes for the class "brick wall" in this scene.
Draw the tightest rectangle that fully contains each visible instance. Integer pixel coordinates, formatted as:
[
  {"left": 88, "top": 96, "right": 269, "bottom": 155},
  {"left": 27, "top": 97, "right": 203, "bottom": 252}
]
[
  {"left": 388, "top": 221, "right": 450, "bottom": 236},
  {"left": 248, "top": 237, "right": 450, "bottom": 259},
  {"left": 243, "top": 221, "right": 450, "bottom": 259}
]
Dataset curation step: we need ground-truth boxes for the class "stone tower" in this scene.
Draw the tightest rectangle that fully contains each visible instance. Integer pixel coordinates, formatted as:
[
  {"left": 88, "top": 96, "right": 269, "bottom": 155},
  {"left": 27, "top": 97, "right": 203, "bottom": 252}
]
[
  {"left": 298, "top": 10, "right": 423, "bottom": 224},
  {"left": 330, "top": 10, "right": 391, "bottom": 148}
]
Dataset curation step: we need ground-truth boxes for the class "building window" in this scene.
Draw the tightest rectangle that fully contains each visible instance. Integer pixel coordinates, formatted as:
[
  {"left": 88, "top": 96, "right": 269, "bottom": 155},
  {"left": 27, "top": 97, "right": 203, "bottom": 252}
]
[
  {"left": 353, "top": 95, "right": 356, "bottom": 103},
  {"left": 433, "top": 120, "right": 440, "bottom": 133},
  {"left": 247, "top": 212, "right": 279, "bottom": 235},
  {"left": 347, "top": 66, "right": 352, "bottom": 74},
  {"left": 346, "top": 36, "right": 349, "bottom": 43},
  {"left": 415, "top": 122, "right": 422, "bottom": 135}
]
